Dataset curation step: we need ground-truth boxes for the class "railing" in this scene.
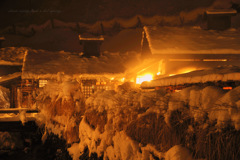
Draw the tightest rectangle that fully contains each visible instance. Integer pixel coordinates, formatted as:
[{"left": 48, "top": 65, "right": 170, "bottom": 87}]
[{"left": 0, "top": 108, "right": 38, "bottom": 114}]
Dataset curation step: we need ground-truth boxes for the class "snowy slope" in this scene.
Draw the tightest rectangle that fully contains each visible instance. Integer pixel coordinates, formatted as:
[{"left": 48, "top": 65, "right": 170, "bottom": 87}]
[{"left": 141, "top": 65, "right": 240, "bottom": 88}]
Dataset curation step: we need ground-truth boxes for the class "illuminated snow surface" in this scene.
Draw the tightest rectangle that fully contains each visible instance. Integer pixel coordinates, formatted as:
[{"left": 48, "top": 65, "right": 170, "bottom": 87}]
[
  {"left": 141, "top": 65, "right": 240, "bottom": 88},
  {"left": 67, "top": 84, "right": 240, "bottom": 160}
]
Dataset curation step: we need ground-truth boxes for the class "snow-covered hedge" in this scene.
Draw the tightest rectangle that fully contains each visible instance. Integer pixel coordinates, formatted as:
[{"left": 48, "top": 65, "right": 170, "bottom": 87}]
[{"left": 34, "top": 79, "right": 240, "bottom": 160}]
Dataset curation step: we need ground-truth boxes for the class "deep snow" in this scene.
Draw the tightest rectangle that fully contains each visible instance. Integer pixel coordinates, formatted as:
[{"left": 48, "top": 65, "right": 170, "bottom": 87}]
[{"left": 28, "top": 74, "right": 240, "bottom": 159}]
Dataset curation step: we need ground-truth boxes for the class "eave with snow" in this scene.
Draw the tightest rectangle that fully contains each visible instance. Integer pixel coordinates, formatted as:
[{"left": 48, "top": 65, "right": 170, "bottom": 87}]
[{"left": 141, "top": 66, "right": 240, "bottom": 91}]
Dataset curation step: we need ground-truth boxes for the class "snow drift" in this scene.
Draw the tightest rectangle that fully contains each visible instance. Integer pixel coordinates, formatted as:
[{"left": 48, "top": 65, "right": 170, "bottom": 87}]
[{"left": 31, "top": 74, "right": 240, "bottom": 160}]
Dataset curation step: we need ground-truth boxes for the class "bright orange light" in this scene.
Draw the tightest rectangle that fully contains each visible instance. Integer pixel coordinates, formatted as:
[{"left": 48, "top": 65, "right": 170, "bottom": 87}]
[
  {"left": 136, "top": 74, "right": 153, "bottom": 84},
  {"left": 121, "top": 78, "right": 125, "bottom": 82},
  {"left": 174, "top": 89, "right": 182, "bottom": 92},
  {"left": 223, "top": 86, "right": 232, "bottom": 90},
  {"left": 203, "top": 59, "right": 227, "bottom": 62},
  {"left": 169, "top": 74, "right": 176, "bottom": 76},
  {"left": 157, "top": 72, "right": 161, "bottom": 75}
]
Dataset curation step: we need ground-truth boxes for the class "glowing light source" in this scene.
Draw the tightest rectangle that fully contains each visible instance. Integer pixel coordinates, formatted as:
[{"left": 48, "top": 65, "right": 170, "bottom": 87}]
[
  {"left": 157, "top": 72, "right": 161, "bottom": 75},
  {"left": 223, "top": 86, "right": 232, "bottom": 90},
  {"left": 121, "top": 78, "right": 125, "bottom": 82},
  {"left": 136, "top": 74, "right": 153, "bottom": 84},
  {"left": 203, "top": 59, "right": 227, "bottom": 62},
  {"left": 174, "top": 90, "right": 182, "bottom": 92}
]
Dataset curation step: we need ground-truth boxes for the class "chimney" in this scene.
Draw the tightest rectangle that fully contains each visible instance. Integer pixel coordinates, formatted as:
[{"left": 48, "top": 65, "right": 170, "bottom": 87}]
[
  {"left": 79, "top": 34, "right": 104, "bottom": 58},
  {"left": 205, "top": 9, "right": 237, "bottom": 30}
]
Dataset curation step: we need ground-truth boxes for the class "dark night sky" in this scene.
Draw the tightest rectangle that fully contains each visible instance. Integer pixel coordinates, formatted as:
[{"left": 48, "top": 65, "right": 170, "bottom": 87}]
[{"left": 0, "top": 0, "right": 215, "bottom": 28}]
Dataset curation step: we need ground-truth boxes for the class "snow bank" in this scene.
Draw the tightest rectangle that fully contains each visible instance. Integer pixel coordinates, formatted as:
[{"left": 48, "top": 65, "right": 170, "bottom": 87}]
[
  {"left": 33, "top": 67, "right": 240, "bottom": 159},
  {"left": 68, "top": 116, "right": 165, "bottom": 160},
  {"left": 35, "top": 78, "right": 85, "bottom": 144},
  {"left": 163, "top": 85, "right": 240, "bottom": 130},
  {"left": 165, "top": 145, "right": 192, "bottom": 160}
]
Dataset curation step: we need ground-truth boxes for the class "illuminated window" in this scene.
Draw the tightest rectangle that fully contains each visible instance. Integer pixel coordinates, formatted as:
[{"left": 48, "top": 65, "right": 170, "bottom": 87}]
[
  {"left": 39, "top": 80, "right": 48, "bottom": 87},
  {"left": 82, "top": 85, "right": 94, "bottom": 98},
  {"left": 101, "top": 81, "right": 107, "bottom": 85},
  {"left": 169, "top": 59, "right": 201, "bottom": 62},
  {"left": 203, "top": 59, "right": 227, "bottom": 62},
  {"left": 174, "top": 89, "right": 182, "bottom": 92},
  {"left": 223, "top": 86, "right": 232, "bottom": 90}
]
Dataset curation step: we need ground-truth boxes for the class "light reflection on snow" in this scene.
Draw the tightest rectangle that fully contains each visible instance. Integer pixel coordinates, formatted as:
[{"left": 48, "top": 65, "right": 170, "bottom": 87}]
[{"left": 136, "top": 73, "right": 153, "bottom": 84}]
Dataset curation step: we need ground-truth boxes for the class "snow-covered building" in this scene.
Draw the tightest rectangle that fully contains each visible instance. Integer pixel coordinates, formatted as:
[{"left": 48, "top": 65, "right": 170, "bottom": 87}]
[
  {"left": 141, "top": 26, "right": 240, "bottom": 76},
  {"left": 21, "top": 50, "right": 128, "bottom": 101}
]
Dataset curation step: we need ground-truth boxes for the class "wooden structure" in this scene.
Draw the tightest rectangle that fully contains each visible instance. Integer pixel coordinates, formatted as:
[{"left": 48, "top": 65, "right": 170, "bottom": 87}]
[
  {"left": 0, "top": 108, "right": 38, "bottom": 132},
  {"left": 205, "top": 9, "right": 237, "bottom": 30},
  {"left": 0, "top": 37, "right": 5, "bottom": 48},
  {"left": 0, "top": 65, "right": 22, "bottom": 108},
  {"left": 79, "top": 34, "right": 104, "bottom": 57}
]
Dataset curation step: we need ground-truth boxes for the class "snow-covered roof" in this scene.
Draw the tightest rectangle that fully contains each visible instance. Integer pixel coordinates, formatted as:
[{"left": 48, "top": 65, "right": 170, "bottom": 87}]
[
  {"left": 0, "top": 47, "right": 27, "bottom": 65},
  {"left": 22, "top": 49, "right": 129, "bottom": 79},
  {"left": 141, "top": 65, "right": 240, "bottom": 88},
  {"left": 144, "top": 26, "right": 240, "bottom": 55}
]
